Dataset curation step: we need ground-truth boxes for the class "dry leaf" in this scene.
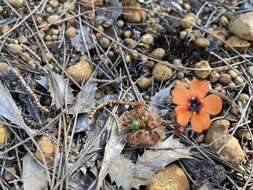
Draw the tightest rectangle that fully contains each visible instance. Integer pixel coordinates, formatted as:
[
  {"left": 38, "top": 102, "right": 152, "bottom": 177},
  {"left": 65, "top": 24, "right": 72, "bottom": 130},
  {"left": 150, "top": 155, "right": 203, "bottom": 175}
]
[
  {"left": 68, "top": 77, "right": 97, "bottom": 114},
  {"left": 96, "top": 118, "right": 126, "bottom": 190},
  {"left": 150, "top": 85, "right": 173, "bottom": 106},
  {"left": 108, "top": 136, "right": 192, "bottom": 189},
  {"left": 0, "top": 82, "right": 32, "bottom": 133},
  {"left": 23, "top": 154, "right": 48, "bottom": 190},
  {"left": 48, "top": 71, "right": 74, "bottom": 109}
]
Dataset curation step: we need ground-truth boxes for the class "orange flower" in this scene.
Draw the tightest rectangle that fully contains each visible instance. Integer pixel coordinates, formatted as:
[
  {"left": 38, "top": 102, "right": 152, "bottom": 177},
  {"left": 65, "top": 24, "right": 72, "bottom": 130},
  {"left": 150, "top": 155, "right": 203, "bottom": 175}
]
[{"left": 172, "top": 79, "right": 222, "bottom": 133}]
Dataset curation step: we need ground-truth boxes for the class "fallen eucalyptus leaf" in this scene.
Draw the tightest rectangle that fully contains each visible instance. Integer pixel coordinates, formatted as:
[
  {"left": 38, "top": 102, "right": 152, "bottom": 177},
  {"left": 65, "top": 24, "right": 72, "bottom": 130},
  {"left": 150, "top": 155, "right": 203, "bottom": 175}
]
[
  {"left": 96, "top": 118, "right": 126, "bottom": 190},
  {"left": 0, "top": 82, "right": 31, "bottom": 132},
  {"left": 68, "top": 78, "right": 97, "bottom": 114},
  {"left": 48, "top": 71, "right": 74, "bottom": 109},
  {"left": 23, "top": 154, "right": 48, "bottom": 190},
  {"left": 150, "top": 84, "right": 173, "bottom": 106}
]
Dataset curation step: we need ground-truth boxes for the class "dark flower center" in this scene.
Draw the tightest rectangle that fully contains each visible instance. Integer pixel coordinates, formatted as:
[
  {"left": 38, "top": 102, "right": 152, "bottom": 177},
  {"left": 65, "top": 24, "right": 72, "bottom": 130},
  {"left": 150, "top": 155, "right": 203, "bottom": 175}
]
[{"left": 188, "top": 97, "right": 202, "bottom": 112}]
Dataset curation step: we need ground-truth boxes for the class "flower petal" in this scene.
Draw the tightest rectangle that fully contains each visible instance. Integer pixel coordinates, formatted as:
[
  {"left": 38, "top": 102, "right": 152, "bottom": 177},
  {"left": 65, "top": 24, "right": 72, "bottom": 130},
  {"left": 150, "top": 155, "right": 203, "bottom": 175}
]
[
  {"left": 175, "top": 105, "right": 192, "bottom": 126},
  {"left": 190, "top": 79, "right": 209, "bottom": 99},
  {"left": 172, "top": 84, "right": 191, "bottom": 106},
  {"left": 202, "top": 94, "right": 222, "bottom": 115},
  {"left": 191, "top": 111, "right": 211, "bottom": 133}
]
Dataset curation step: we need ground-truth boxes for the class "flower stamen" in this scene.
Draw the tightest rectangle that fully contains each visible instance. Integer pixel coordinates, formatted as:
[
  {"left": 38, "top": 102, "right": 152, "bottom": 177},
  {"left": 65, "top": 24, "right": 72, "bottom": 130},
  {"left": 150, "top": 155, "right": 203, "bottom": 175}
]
[{"left": 188, "top": 97, "right": 202, "bottom": 113}]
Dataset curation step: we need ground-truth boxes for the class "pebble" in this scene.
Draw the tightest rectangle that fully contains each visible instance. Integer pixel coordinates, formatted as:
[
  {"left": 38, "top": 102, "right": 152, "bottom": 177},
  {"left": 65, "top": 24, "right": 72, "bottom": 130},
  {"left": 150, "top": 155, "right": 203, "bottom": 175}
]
[
  {"left": 117, "top": 20, "right": 124, "bottom": 28},
  {"left": 67, "top": 56, "right": 93, "bottom": 84},
  {"left": 238, "top": 93, "right": 250, "bottom": 102},
  {"left": 47, "top": 15, "right": 61, "bottom": 25},
  {"left": 4, "top": 166, "right": 17, "bottom": 181},
  {"left": 99, "top": 37, "right": 110, "bottom": 48},
  {"left": 0, "top": 123, "right": 9, "bottom": 145},
  {"left": 209, "top": 71, "right": 220, "bottom": 83},
  {"left": 147, "top": 164, "right": 190, "bottom": 190},
  {"left": 152, "top": 63, "right": 172, "bottom": 81},
  {"left": 65, "top": 26, "right": 77, "bottom": 38},
  {"left": 248, "top": 65, "right": 253, "bottom": 76},
  {"left": 137, "top": 77, "right": 151, "bottom": 90},
  {"left": 229, "top": 12, "right": 253, "bottom": 41},
  {"left": 228, "top": 70, "right": 238, "bottom": 79},
  {"left": 151, "top": 48, "right": 165, "bottom": 60},
  {"left": 0, "top": 25, "right": 11, "bottom": 35},
  {"left": 7, "top": 43, "right": 23, "bottom": 54},
  {"left": 194, "top": 37, "right": 210, "bottom": 48},
  {"left": 123, "top": 3, "right": 146, "bottom": 23},
  {"left": 234, "top": 76, "right": 244, "bottom": 85},
  {"left": 226, "top": 36, "right": 250, "bottom": 53},
  {"left": 81, "top": 0, "right": 104, "bottom": 5},
  {"left": 205, "top": 120, "right": 245, "bottom": 166},
  {"left": 141, "top": 34, "right": 154, "bottom": 45},
  {"left": 7, "top": 0, "right": 24, "bottom": 8},
  {"left": 0, "top": 6, "right": 3, "bottom": 13},
  {"left": 194, "top": 60, "right": 211, "bottom": 79},
  {"left": 180, "top": 13, "right": 196, "bottom": 29},
  {"left": 36, "top": 136, "right": 55, "bottom": 164},
  {"left": 219, "top": 73, "right": 231, "bottom": 85}
]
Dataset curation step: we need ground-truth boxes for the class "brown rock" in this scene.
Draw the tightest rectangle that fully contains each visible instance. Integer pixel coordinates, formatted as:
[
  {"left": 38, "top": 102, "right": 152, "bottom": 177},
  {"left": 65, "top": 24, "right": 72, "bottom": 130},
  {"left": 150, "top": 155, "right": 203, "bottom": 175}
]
[
  {"left": 205, "top": 120, "right": 245, "bottom": 166},
  {"left": 81, "top": 0, "right": 103, "bottom": 5},
  {"left": 151, "top": 48, "right": 166, "bottom": 60},
  {"left": 219, "top": 73, "right": 231, "bottom": 85},
  {"left": 194, "top": 60, "right": 211, "bottom": 79},
  {"left": 147, "top": 164, "right": 190, "bottom": 190},
  {"left": 180, "top": 13, "right": 196, "bottom": 29},
  {"left": 195, "top": 37, "right": 210, "bottom": 48},
  {"left": 209, "top": 71, "right": 220, "bottom": 83},
  {"left": 152, "top": 63, "right": 172, "bottom": 81},
  {"left": 123, "top": 3, "right": 146, "bottom": 23},
  {"left": 7, "top": 0, "right": 24, "bottom": 8},
  {"left": 137, "top": 77, "right": 151, "bottom": 89},
  {"left": 36, "top": 136, "right": 55, "bottom": 164},
  {"left": 229, "top": 12, "right": 253, "bottom": 41},
  {"left": 226, "top": 36, "right": 250, "bottom": 53},
  {"left": 4, "top": 166, "right": 17, "bottom": 181},
  {"left": 47, "top": 15, "right": 60, "bottom": 25},
  {"left": 141, "top": 34, "right": 154, "bottom": 45},
  {"left": 67, "top": 56, "right": 93, "bottom": 84},
  {"left": 0, "top": 123, "right": 10, "bottom": 145},
  {"left": 65, "top": 26, "right": 77, "bottom": 38}
]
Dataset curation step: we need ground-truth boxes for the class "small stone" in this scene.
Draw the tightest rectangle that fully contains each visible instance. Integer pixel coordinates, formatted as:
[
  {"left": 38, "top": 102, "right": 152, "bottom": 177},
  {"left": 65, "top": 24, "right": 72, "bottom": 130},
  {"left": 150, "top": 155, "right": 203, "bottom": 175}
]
[
  {"left": 194, "top": 37, "right": 210, "bottom": 48},
  {"left": 116, "top": 20, "right": 124, "bottom": 28},
  {"left": 130, "top": 50, "right": 139, "bottom": 59},
  {"left": 7, "top": 0, "right": 24, "bottom": 8},
  {"left": 7, "top": 43, "right": 23, "bottom": 54},
  {"left": 4, "top": 166, "right": 17, "bottom": 181},
  {"left": 36, "top": 136, "right": 55, "bottom": 164},
  {"left": 147, "top": 164, "right": 190, "bottom": 190},
  {"left": 237, "top": 128, "right": 251, "bottom": 141},
  {"left": 137, "top": 77, "right": 151, "bottom": 89},
  {"left": 248, "top": 65, "right": 253, "bottom": 75},
  {"left": 0, "top": 25, "right": 11, "bottom": 34},
  {"left": 99, "top": 37, "right": 110, "bottom": 48},
  {"left": 65, "top": 26, "right": 77, "bottom": 38},
  {"left": 228, "top": 69, "right": 238, "bottom": 79},
  {"left": 180, "top": 13, "right": 196, "bottom": 29},
  {"left": 231, "top": 106, "right": 240, "bottom": 116},
  {"left": 219, "top": 73, "right": 231, "bottom": 85},
  {"left": 64, "top": 1, "right": 75, "bottom": 11},
  {"left": 229, "top": 12, "right": 253, "bottom": 41},
  {"left": 238, "top": 93, "right": 250, "bottom": 102},
  {"left": 152, "top": 63, "right": 173, "bottom": 81},
  {"left": 141, "top": 34, "right": 154, "bottom": 45},
  {"left": 0, "top": 6, "right": 3, "bottom": 13},
  {"left": 213, "top": 119, "right": 230, "bottom": 129},
  {"left": 209, "top": 71, "right": 220, "bottom": 83},
  {"left": 179, "top": 30, "right": 188, "bottom": 39},
  {"left": 205, "top": 120, "right": 245, "bottom": 166},
  {"left": 0, "top": 62, "right": 7, "bottom": 72},
  {"left": 0, "top": 123, "right": 10, "bottom": 145},
  {"left": 81, "top": 0, "right": 104, "bottom": 5},
  {"left": 151, "top": 48, "right": 166, "bottom": 60},
  {"left": 47, "top": 15, "right": 60, "bottom": 25},
  {"left": 123, "top": 30, "right": 131, "bottom": 38},
  {"left": 49, "top": 0, "right": 59, "bottom": 7},
  {"left": 194, "top": 60, "right": 211, "bottom": 79},
  {"left": 211, "top": 30, "right": 226, "bottom": 45},
  {"left": 234, "top": 76, "right": 244, "bottom": 85},
  {"left": 226, "top": 36, "right": 250, "bottom": 53},
  {"left": 123, "top": 3, "right": 146, "bottom": 23},
  {"left": 67, "top": 56, "right": 93, "bottom": 84}
]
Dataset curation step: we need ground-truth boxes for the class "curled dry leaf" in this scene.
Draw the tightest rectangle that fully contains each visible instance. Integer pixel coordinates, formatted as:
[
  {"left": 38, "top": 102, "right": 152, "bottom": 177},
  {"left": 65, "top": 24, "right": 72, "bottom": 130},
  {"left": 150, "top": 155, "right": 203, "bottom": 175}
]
[
  {"left": 23, "top": 154, "right": 48, "bottom": 190},
  {"left": 107, "top": 136, "right": 192, "bottom": 190},
  {"left": 48, "top": 71, "right": 74, "bottom": 109}
]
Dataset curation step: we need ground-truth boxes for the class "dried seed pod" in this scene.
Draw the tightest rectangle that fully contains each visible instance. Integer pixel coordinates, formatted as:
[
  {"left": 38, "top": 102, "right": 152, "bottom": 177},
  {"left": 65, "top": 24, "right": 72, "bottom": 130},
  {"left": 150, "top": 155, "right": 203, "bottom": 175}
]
[{"left": 36, "top": 136, "right": 55, "bottom": 164}]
